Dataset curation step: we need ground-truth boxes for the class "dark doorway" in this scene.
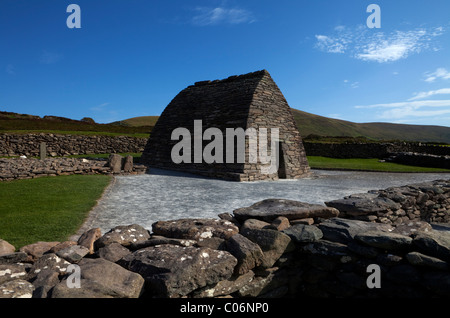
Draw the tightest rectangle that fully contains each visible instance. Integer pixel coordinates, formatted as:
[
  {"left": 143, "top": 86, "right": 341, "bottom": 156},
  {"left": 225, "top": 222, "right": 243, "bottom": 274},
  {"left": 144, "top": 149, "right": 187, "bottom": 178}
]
[{"left": 277, "top": 142, "right": 287, "bottom": 179}]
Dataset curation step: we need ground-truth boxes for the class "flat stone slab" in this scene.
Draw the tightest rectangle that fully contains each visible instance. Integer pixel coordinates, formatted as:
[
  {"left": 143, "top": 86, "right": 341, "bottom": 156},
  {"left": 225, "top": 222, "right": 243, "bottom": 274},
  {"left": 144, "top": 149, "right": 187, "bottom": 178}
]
[
  {"left": 412, "top": 230, "right": 450, "bottom": 262},
  {"left": 318, "top": 218, "right": 393, "bottom": 244},
  {"left": 233, "top": 199, "right": 339, "bottom": 223},
  {"left": 282, "top": 224, "right": 323, "bottom": 243},
  {"left": 355, "top": 230, "right": 413, "bottom": 250},
  {"left": 325, "top": 194, "right": 401, "bottom": 216}
]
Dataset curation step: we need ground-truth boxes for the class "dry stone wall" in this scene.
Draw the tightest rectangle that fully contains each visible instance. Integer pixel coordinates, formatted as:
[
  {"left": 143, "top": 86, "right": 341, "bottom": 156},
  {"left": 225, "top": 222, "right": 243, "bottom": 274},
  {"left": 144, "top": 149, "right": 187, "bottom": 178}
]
[
  {"left": 326, "top": 179, "right": 450, "bottom": 224},
  {"left": 0, "top": 154, "right": 147, "bottom": 181},
  {"left": 0, "top": 133, "right": 147, "bottom": 157},
  {"left": 1, "top": 179, "right": 449, "bottom": 298}
]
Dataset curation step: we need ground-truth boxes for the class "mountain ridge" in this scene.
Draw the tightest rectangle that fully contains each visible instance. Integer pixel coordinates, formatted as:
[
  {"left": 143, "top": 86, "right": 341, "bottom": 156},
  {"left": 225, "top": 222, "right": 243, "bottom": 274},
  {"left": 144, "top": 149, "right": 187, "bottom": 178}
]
[{"left": 116, "top": 108, "right": 450, "bottom": 144}]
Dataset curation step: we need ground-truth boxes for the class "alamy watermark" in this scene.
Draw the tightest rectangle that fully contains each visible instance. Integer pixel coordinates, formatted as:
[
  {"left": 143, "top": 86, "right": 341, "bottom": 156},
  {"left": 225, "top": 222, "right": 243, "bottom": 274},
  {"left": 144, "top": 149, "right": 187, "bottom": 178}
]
[
  {"left": 66, "top": 4, "right": 81, "bottom": 29},
  {"left": 171, "top": 120, "right": 280, "bottom": 175},
  {"left": 367, "top": 4, "right": 381, "bottom": 29},
  {"left": 66, "top": 264, "right": 81, "bottom": 289}
]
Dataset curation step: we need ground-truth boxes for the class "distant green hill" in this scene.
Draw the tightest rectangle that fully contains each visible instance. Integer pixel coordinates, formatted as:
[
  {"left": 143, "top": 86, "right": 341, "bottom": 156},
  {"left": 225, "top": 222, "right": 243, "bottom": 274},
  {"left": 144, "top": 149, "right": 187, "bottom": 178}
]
[
  {"left": 2, "top": 108, "right": 449, "bottom": 143},
  {"left": 290, "top": 109, "right": 450, "bottom": 143},
  {"left": 0, "top": 111, "right": 151, "bottom": 137},
  {"left": 118, "top": 108, "right": 450, "bottom": 144},
  {"left": 111, "top": 116, "right": 160, "bottom": 127}
]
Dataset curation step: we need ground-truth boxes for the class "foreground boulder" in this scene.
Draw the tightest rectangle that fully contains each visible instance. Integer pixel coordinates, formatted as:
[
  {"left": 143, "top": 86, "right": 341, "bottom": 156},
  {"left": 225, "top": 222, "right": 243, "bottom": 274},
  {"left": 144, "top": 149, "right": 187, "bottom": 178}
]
[
  {"left": 52, "top": 258, "right": 144, "bottom": 298},
  {"left": 119, "top": 244, "right": 237, "bottom": 297},
  {"left": 0, "top": 280, "right": 34, "bottom": 298},
  {"left": 151, "top": 218, "right": 239, "bottom": 241},
  {"left": 0, "top": 239, "right": 15, "bottom": 257},
  {"left": 95, "top": 224, "right": 150, "bottom": 248},
  {"left": 233, "top": 199, "right": 339, "bottom": 223},
  {"left": 19, "top": 241, "right": 60, "bottom": 262},
  {"left": 325, "top": 193, "right": 401, "bottom": 216},
  {"left": 318, "top": 218, "right": 393, "bottom": 244}
]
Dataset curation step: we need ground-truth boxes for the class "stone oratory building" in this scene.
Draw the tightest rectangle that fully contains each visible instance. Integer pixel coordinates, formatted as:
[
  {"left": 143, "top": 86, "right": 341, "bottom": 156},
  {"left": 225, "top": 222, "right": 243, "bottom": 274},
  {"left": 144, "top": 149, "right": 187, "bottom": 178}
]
[{"left": 141, "top": 70, "right": 310, "bottom": 181}]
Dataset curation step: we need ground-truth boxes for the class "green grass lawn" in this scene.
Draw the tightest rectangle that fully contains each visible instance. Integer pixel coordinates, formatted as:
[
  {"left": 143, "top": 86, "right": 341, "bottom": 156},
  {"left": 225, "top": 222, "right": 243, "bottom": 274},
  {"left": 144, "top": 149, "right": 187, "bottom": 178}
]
[
  {"left": 307, "top": 156, "right": 450, "bottom": 173},
  {"left": 0, "top": 174, "right": 112, "bottom": 249}
]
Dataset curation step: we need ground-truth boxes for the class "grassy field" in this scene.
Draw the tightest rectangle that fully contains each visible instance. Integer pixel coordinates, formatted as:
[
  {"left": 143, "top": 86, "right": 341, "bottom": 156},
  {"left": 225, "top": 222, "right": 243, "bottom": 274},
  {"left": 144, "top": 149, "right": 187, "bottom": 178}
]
[
  {"left": 307, "top": 156, "right": 450, "bottom": 173},
  {"left": 0, "top": 174, "right": 112, "bottom": 249}
]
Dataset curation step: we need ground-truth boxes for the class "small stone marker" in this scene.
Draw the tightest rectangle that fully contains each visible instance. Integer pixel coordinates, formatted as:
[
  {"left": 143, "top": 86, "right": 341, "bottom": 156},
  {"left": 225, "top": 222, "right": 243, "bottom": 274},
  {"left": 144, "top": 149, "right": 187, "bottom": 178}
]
[{"left": 40, "top": 142, "right": 47, "bottom": 160}]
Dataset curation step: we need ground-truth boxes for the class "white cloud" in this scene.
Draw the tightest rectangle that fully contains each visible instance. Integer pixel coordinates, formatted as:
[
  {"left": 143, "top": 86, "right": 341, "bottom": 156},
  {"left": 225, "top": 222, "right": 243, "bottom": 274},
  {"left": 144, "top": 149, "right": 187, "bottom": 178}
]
[
  {"left": 355, "top": 100, "right": 450, "bottom": 109},
  {"left": 409, "top": 88, "right": 450, "bottom": 101},
  {"left": 192, "top": 6, "right": 255, "bottom": 26},
  {"left": 343, "top": 79, "right": 359, "bottom": 88},
  {"left": 424, "top": 68, "right": 450, "bottom": 82},
  {"left": 315, "top": 35, "right": 347, "bottom": 53},
  {"left": 355, "top": 99, "right": 450, "bottom": 122},
  {"left": 314, "top": 26, "right": 444, "bottom": 63}
]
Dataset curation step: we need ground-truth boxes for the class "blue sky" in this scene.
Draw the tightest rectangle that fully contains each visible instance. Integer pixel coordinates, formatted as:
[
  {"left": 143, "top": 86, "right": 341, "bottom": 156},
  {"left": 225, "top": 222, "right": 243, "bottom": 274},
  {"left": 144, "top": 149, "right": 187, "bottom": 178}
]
[{"left": 1, "top": 0, "right": 450, "bottom": 127}]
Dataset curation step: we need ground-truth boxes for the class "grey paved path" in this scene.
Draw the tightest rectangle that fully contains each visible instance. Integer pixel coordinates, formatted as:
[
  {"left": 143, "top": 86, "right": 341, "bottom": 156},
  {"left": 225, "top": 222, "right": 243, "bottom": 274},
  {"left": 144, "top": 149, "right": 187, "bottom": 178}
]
[{"left": 78, "top": 169, "right": 448, "bottom": 235}]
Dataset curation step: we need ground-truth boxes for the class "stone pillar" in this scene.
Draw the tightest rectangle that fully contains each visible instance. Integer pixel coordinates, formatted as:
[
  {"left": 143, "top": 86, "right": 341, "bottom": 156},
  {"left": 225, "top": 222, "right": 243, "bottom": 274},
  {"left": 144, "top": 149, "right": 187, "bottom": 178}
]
[
  {"left": 108, "top": 154, "right": 123, "bottom": 173},
  {"left": 40, "top": 142, "right": 47, "bottom": 160},
  {"left": 123, "top": 155, "right": 134, "bottom": 173}
]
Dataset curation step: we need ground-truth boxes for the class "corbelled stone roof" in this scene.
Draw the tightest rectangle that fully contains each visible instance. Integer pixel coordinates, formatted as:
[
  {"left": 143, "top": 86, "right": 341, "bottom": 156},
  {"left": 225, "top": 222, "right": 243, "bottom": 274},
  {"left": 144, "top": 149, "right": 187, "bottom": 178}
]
[{"left": 141, "top": 70, "right": 310, "bottom": 181}]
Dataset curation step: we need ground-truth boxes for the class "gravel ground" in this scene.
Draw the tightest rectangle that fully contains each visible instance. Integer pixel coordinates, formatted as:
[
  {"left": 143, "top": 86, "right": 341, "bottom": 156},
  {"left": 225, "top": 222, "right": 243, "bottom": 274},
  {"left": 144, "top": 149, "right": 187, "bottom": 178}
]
[{"left": 77, "top": 169, "right": 449, "bottom": 235}]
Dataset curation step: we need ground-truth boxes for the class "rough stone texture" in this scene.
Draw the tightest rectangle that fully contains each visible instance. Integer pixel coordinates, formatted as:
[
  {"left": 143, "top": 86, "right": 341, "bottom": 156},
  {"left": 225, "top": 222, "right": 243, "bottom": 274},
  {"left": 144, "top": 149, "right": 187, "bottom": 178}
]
[
  {"left": 233, "top": 198, "right": 339, "bottom": 222},
  {"left": 151, "top": 218, "right": 239, "bottom": 241},
  {"left": 240, "top": 228, "right": 293, "bottom": 268},
  {"left": 95, "top": 224, "right": 151, "bottom": 248},
  {"left": 0, "top": 279, "right": 35, "bottom": 298},
  {"left": 55, "top": 245, "right": 90, "bottom": 263},
  {"left": 387, "top": 152, "right": 450, "bottom": 170},
  {"left": 192, "top": 270, "right": 255, "bottom": 298},
  {"left": 96, "top": 242, "right": 131, "bottom": 263},
  {"left": 141, "top": 70, "right": 310, "bottom": 181},
  {"left": 129, "top": 236, "right": 197, "bottom": 250},
  {"left": 123, "top": 155, "right": 134, "bottom": 173},
  {"left": 282, "top": 224, "right": 323, "bottom": 243},
  {"left": 26, "top": 253, "right": 72, "bottom": 281},
  {"left": 0, "top": 252, "right": 28, "bottom": 264},
  {"left": 326, "top": 180, "right": 450, "bottom": 224},
  {"left": 412, "top": 230, "right": 450, "bottom": 262},
  {"left": 0, "top": 156, "right": 147, "bottom": 182},
  {"left": 325, "top": 194, "right": 401, "bottom": 216},
  {"left": 30, "top": 269, "right": 60, "bottom": 298},
  {"left": 52, "top": 258, "right": 145, "bottom": 298},
  {"left": 0, "top": 133, "right": 147, "bottom": 158},
  {"left": 225, "top": 233, "right": 264, "bottom": 275},
  {"left": 303, "top": 141, "right": 450, "bottom": 160},
  {"left": 0, "top": 263, "right": 28, "bottom": 285},
  {"left": 119, "top": 244, "right": 237, "bottom": 297},
  {"left": 0, "top": 239, "right": 15, "bottom": 257},
  {"left": 108, "top": 154, "right": 123, "bottom": 173},
  {"left": 19, "top": 241, "right": 60, "bottom": 262},
  {"left": 77, "top": 228, "right": 102, "bottom": 254},
  {"left": 318, "top": 218, "right": 393, "bottom": 244},
  {"left": 354, "top": 230, "right": 413, "bottom": 250}
]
